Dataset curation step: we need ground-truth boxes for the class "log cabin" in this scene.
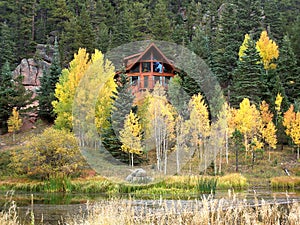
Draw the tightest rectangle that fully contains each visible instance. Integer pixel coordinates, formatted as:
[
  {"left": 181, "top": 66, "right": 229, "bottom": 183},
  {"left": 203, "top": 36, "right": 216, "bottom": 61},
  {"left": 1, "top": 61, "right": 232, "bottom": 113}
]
[{"left": 119, "top": 43, "right": 177, "bottom": 94}]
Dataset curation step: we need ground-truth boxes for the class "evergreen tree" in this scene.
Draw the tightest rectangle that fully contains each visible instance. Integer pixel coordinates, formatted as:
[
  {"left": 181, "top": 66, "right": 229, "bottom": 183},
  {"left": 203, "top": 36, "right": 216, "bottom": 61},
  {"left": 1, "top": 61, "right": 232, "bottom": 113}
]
[
  {"left": 60, "top": 16, "right": 81, "bottom": 65},
  {"left": 212, "top": 2, "right": 239, "bottom": 89},
  {"left": 149, "top": 0, "right": 172, "bottom": 41},
  {"left": 101, "top": 73, "right": 136, "bottom": 164},
  {"left": 77, "top": 7, "right": 96, "bottom": 53},
  {"left": 111, "top": 2, "right": 132, "bottom": 48},
  {"left": 15, "top": 0, "right": 36, "bottom": 59},
  {"left": 230, "top": 35, "right": 265, "bottom": 108},
  {"left": 38, "top": 37, "right": 62, "bottom": 121},
  {"left": 277, "top": 35, "right": 300, "bottom": 106},
  {"left": 128, "top": 1, "right": 150, "bottom": 41},
  {"left": 212, "top": 0, "right": 263, "bottom": 92},
  {"left": 0, "top": 22, "right": 15, "bottom": 67},
  {"left": 290, "top": 16, "right": 300, "bottom": 67},
  {"left": 111, "top": 73, "right": 135, "bottom": 136},
  {"left": 0, "top": 62, "right": 32, "bottom": 133},
  {"left": 261, "top": 0, "right": 283, "bottom": 42},
  {"left": 189, "top": 26, "right": 212, "bottom": 66}
]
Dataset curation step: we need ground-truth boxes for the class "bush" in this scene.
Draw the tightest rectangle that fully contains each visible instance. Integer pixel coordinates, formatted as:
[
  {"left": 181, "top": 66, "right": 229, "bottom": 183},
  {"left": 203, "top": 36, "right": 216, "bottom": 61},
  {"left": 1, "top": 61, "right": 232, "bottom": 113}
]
[{"left": 10, "top": 127, "right": 85, "bottom": 180}]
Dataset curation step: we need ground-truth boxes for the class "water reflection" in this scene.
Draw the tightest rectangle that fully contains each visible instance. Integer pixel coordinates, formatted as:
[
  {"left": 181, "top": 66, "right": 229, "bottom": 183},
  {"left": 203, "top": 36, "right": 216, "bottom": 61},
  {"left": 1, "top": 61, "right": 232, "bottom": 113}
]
[{"left": 0, "top": 189, "right": 299, "bottom": 225}]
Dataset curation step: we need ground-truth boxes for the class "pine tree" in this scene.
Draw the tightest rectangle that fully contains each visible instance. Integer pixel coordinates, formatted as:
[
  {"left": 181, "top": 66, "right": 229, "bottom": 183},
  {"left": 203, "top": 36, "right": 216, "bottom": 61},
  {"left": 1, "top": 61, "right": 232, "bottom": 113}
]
[
  {"left": 111, "top": 0, "right": 132, "bottom": 48},
  {"left": 128, "top": 1, "right": 150, "bottom": 41},
  {"left": 111, "top": 73, "right": 135, "bottom": 136},
  {"left": 189, "top": 26, "right": 212, "bottom": 66},
  {"left": 0, "top": 22, "right": 16, "bottom": 67},
  {"left": 277, "top": 35, "right": 300, "bottom": 105},
  {"left": 0, "top": 62, "right": 32, "bottom": 133},
  {"left": 38, "top": 37, "right": 62, "bottom": 121},
  {"left": 149, "top": 0, "right": 172, "bottom": 41},
  {"left": 76, "top": 8, "right": 96, "bottom": 54},
  {"left": 212, "top": 2, "right": 239, "bottom": 89},
  {"left": 230, "top": 35, "right": 265, "bottom": 107},
  {"left": 212, "top": 0, "right": 263, "bottom": 92}
]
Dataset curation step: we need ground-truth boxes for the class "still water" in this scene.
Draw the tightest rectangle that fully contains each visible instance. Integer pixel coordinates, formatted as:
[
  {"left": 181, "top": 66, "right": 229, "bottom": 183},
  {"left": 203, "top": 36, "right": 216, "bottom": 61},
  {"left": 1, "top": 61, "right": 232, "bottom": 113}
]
[{"left": 1, "top": 188, "right": 300, "bottom": 225}]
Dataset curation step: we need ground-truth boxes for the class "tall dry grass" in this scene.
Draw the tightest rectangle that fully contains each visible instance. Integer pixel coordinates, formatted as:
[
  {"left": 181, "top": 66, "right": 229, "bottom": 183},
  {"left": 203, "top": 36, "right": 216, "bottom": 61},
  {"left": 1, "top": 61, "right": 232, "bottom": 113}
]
[{"left": 68, "top": 193, "right": 300, "bottom": 225}]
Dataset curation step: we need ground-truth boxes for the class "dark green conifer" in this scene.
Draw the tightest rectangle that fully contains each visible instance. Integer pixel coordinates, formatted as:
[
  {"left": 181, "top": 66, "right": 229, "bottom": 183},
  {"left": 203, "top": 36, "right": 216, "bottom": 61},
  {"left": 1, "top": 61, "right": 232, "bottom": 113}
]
[
  {"left": 38, "top": 37, "right": 62, "bottom": 121},
  {"left": 230, "top": 36, "right": 265, "bottom": 108}
]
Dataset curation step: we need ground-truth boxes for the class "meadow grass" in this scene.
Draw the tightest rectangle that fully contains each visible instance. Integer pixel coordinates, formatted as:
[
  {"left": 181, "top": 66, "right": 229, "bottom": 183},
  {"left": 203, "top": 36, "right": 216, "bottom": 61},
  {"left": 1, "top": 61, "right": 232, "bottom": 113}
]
[
  {"left": 271, "top": 176, "right": 300, "bottom": 190},
  {"left": 0, "top": 174, "right": 248, "bottom": 197}
]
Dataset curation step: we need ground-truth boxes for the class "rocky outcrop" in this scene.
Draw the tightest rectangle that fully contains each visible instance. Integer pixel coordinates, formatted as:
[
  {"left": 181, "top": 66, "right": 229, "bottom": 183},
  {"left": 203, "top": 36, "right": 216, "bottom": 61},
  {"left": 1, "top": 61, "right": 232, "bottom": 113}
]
[
  {"left": 125, "top": 168, "right": 153, "bottom": 184},
  {"left": 13, "top": 44, "right": 54, "bottom": 94}
]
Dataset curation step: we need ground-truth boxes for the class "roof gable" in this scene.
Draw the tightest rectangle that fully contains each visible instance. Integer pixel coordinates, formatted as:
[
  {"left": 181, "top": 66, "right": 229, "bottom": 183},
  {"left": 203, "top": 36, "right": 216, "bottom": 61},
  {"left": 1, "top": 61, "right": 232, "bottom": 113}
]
[{"left": 125, "top": 43, "right": 174, "bottom": 71}]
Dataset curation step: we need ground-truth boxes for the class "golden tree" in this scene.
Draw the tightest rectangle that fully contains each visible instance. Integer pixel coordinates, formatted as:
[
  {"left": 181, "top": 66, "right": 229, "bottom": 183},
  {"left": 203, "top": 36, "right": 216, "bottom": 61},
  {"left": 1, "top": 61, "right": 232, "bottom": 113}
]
[
  {"left": 239, "top": 34, "right": 251, "bottom": 60},
  {"left": 187, "top": 93, "right": 210, "bottom": 173},
  {"left": 259, "top": 101, "right": 277, "bottom": 160},
  {"left": 256, "top": 30, "right": 279, "bottom": 70},
  {"left": 233, "top": 98, "right": 261, "bottom": 157},
  {"left": 7, "top": 107, "right": 22, "bottom": 142},
  {"left": 148, "top": 84, "right": 175, "bottom": 174},
  {"left": 52, "top": 48, "right": 90, "bottom": 130},
  {"left": 120, "top": 111, "right": 143, "bottom": 167},
  {"left": 283, "top": 105, "right": 300, "bottom": 159}
]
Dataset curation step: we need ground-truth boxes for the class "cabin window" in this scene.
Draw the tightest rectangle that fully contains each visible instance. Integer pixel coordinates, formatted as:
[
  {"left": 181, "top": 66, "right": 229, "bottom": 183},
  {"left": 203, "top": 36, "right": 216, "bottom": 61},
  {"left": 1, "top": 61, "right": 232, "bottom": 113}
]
[
  {"left": 165, "top": 76, "right": 171, "bottom": 86},
  {"left": 142, "top": 62, "right": 151, "bottom": 72},
  {"left": 163, "top": 64, "right": 172, "bottom": 73},
  {"left": 144, "top": 76, "right": 148, "bottom": 88},
  {"left": 130, "top": 63, "right": 140, "bottom": 73},
  {"left": 154, "top": 76, "right": 162, "bottom": 85},
  {"left": 153, "top": 62, "right": 163, "bottom": 73},
  {"left": 131, "top": 76, "right": 139, "bottom": 86}
]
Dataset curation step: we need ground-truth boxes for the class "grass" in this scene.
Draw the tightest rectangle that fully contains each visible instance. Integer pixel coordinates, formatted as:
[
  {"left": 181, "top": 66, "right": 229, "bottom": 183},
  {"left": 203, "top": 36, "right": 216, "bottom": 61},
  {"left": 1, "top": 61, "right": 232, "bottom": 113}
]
[
  {"left": 217, "top": 173, "right": 248, "bottom": 190},
  {"left": 66, "top": 194, "right": 300, "bottom": 225},
  {"left": 0, "top": 174, "right": 247, "bottom": 199},
  {"left": 271, "top": 176, "right": 300, "bottom": 190}
]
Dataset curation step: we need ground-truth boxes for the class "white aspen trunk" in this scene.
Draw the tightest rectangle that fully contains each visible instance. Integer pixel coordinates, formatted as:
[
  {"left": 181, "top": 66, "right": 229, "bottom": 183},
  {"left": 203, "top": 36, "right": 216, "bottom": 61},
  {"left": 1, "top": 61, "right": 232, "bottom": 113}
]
[
  {"left": 131, "top": 153, "right": 134, "bottom": 167},
  {"left": 244, "top": 133, "right": 248, "bottom": 159},
  {"left": 176, "top": 128, "right": 180, "bottom": 174},
  {"left": 225, "top": 128, "right": 229, "bottom": 164},
  {"left": 219, "top": 146, "right": 222, "bottom": 174}
]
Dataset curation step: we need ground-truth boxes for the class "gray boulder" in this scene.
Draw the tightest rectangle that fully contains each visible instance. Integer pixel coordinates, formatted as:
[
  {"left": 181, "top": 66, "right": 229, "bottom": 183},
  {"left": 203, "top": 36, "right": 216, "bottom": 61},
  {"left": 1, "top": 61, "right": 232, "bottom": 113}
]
[{"left": 125, "top": 168, "right": 153, "bottom": 184}]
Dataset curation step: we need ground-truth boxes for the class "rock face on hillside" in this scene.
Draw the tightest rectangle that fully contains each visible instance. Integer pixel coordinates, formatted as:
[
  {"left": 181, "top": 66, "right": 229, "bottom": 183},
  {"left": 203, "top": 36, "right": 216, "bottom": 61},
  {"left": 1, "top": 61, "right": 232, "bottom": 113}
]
[{"left": 13, "top": 44, "right": 54, "bottom": 95}]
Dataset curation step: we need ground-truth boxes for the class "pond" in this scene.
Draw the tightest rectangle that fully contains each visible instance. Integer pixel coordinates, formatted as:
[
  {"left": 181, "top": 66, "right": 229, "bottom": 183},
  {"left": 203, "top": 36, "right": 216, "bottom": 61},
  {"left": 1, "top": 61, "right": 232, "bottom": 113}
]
[{"left": 1, "top": 188, "right": 300, "bottom": 225}]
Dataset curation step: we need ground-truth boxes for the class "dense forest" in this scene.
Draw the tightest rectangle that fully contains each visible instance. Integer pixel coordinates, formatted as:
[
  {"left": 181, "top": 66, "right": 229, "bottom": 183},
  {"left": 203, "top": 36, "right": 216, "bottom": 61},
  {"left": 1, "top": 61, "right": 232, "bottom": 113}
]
[{"left": 1, "top": 0, "right": 300, "bottom": 176}]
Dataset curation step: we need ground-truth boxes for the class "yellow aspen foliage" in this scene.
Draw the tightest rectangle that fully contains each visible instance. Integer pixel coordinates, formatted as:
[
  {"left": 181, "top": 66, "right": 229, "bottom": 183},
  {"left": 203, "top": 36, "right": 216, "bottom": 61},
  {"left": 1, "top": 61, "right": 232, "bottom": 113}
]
[
  {"left": 7, "top": 107, "right": 22, "bottom": 142},
  {"left": 187, "top": 93, "right": 210, "bottom": 171},
  {"left": 147, "top": 84, "right": 175, "bottom": 173},
  {"left": 259, "top": 100, "right": 277, "bottom": 149},
  {"left": 234, "top": 98, "right": 261, "bottom": 154},
  {"left": 283, "top": 105, "right": 295, "bottom": 136},
  {"left": 188, "top": 93, "right": 210, "bottom": 137},
  {"left": 251, "top": 137, "right": 264, "bottom": 151},
  {"left": 290, "top": 113, "right": 300, "bottom": 159},
  {"left": 120, "top": 111, "right": 143, "bottom": 167},
  {"left": 52, "top": 48, "right": 90, "bottom": 130},
  {"left": 283, "top": 105, "right": 300, "bottom": 159},
  {"left": 256, "top": 30, "right": 279, "bottom": 70},
  {"left": 260, "top": 101, "right": 273, "bottom": 124},
  {"left": 275, "top": 93, "right": 283, "bottom": 113},
  {"left": 239, "top": 34, "right": 250, "bottom": 60}
]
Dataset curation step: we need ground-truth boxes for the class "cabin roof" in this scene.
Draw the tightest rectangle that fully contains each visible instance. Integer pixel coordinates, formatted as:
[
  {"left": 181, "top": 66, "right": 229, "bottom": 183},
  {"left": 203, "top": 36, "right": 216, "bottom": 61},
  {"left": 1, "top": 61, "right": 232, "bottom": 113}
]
[{"left": 124, "top": 43, "right": 175, "bottom": 71}]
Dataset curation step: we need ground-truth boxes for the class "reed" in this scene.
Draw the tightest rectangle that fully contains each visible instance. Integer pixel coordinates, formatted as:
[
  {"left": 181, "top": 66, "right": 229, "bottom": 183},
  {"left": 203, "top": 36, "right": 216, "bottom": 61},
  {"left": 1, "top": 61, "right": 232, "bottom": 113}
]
[
  {"left": 66, "top": 194, "right": 300, "bottom": 225},
  {"left": 271, "top": 176, "right": 300, "bottom": 190},
  {"left": 217, "top": 173, "right": 248, "bottom": 190}
]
